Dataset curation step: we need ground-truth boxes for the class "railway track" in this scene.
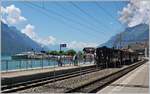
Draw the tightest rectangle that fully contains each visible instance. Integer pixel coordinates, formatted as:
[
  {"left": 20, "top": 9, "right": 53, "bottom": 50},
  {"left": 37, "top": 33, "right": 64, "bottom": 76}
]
[
  {"left": 65, "top": 60, "right": 147, "bottom": 93},
  {"left": 1, "top": 66, "right": 100, "bottom": 93}
]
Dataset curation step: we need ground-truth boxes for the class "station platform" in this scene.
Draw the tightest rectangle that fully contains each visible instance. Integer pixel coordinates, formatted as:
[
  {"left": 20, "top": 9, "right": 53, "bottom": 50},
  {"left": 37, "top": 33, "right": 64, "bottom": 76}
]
[
  {"left": 1, "top": 62, "right": 94, "bottom": 78},
  {"left": 1, "top": 62, "right": 95, "bottom": 86},
  {"left": 97, "top": 61, "right": 149, "bottom": 94}
]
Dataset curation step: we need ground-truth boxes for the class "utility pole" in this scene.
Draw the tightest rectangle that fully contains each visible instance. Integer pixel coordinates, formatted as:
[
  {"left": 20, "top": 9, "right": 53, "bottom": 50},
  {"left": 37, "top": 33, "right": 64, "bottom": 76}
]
[
  {"left": 59, "top": 44, "right": 62, "bottom": 67},
  {"left": 145, "top": 47, "right": 147, "bottom": 57},
  {"left": 119, "top": 33, "right": 122, "bottom": 49},
  {"left": 144, "top": 41, "right": 148, "bottom": 58},
  {"left": 119, "top": 33, "right": 122, "bottom": 67}
]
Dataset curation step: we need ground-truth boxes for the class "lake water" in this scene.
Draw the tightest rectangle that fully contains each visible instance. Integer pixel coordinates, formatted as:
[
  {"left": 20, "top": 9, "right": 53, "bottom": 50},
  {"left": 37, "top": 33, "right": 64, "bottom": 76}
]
[{"left": 1, "top": 56, "right": 94, "bottom": 72}]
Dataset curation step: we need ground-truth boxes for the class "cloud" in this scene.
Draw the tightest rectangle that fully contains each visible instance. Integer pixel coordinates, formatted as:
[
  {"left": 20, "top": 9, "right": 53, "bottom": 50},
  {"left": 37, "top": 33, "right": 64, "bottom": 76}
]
[
  {"left": 119, "top": 0, "right": 150, "bottom": 27},
  {"left": 38, "top": 36, "right": 56, "bottom": 46},
  {"left": 15, "top": 24, "right": 95, "bottom": 50},
  {"left": 1, "top": 5, "right": 56, "bottom": 47},
  {"left": 21, "top": 24, "right": 56, "bottom": 46},
  {"left": 67, "top": 41, "right": 98, "bottom": 49},
  {"left": 1, "top": 5, "right": 26, "bottom": 24},
  {"left": 21, "top": 24, "right": 37, "bottom": 39}
]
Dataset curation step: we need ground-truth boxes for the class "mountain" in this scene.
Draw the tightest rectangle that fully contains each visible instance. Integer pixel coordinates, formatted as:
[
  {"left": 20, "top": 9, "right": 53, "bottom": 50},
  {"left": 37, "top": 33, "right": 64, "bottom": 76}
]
[
  {"left": 43, "top": 44, "right": 69, "bottom": 51},
  {"left": 100, "top": 24, "right": 149, "bottom": 49},
  {"left": 1, "top": 22, "right": 42, "bottom": 55}
]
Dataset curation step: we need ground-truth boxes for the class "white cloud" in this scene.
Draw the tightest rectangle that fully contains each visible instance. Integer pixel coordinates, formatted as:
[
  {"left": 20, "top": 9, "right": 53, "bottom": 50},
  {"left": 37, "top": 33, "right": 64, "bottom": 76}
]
[
  {"left": 1, "top": 5, "right": 26, "bottom": 24},
  {"left": 67, "top": 41, "right": 98, "bottom": 49},
  {"left": 38, "top": 36, "right": 56, "bottom": 46},
  {"left": 21, "top": 24, "right": 37, "bottom": 39},
  {"left": 21, "top": 24, "right": 56, "bottom": 46},
  {"left": 119, "top": 0, "right": 150, "bottom": 27},
  {"left": 1, "top": 5, "right": 56, "bottom": 47}
]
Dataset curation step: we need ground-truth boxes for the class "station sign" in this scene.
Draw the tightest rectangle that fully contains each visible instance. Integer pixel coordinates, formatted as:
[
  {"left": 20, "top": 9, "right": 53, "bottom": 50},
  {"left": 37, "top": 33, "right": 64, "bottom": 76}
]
[{"left": 60, "top": 44, "right": 67, "bottom": 47}]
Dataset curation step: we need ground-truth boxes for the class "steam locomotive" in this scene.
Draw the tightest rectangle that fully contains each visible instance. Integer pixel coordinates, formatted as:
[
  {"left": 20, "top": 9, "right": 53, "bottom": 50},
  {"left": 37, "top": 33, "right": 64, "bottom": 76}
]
[{"left": 95, "top": 46, "right": 139, "bottom": 68}]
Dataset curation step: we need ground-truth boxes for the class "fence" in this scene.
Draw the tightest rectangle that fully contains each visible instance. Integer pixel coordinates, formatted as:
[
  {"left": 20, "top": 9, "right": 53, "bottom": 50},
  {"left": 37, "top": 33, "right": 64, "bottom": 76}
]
[{"left": 1, "top": 57, "right": 95, "bottom": 72}]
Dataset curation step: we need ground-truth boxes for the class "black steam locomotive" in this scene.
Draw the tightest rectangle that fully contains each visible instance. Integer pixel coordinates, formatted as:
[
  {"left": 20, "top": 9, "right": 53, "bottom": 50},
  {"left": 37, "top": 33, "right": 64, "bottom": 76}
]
[{"left": 95, "top": 46, "right": 139, "bottom": 68}]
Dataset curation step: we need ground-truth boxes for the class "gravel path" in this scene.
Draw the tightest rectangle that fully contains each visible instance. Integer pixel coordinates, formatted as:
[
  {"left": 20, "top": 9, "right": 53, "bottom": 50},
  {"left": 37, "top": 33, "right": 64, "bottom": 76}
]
[{"left": 18, "top": 67, "right": 123, "bottom": 93}]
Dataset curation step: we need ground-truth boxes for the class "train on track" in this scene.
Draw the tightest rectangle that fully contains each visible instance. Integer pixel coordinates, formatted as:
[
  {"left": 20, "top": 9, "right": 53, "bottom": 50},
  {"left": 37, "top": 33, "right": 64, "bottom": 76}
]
[{"left": 95, "top": 46, "right": 139, "bottom": 68}]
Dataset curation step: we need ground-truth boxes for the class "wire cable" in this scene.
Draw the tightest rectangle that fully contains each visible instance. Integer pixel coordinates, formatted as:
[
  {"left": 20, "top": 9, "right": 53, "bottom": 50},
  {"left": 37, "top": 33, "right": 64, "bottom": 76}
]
[
  {"left": 27, "top": 1, "right": 107, "bottom": 36},
  {"left": 23, "top": 2, "right": 102, "bottom": 40},
  {"left": 55, "top": 2, "right": 105, "bottom": 32},
  {"left": 95, "top": 2, "right": 122, "bottom": 25},
  {"left": 70, "top": 2, "right": 112, "bottom": 33}
]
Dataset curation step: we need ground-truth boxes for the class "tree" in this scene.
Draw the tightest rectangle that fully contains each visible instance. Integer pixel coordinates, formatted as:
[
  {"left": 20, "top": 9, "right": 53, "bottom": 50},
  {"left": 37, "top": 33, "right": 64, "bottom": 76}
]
[
  {"left": 59, "top": 50, "right": 66, "bottom": 55},
  {"left": 66, "top": 49, "right": 76, "bottom": 56},
  {"left": 49, "top": 50, "right": 59, "bottom": 55}
]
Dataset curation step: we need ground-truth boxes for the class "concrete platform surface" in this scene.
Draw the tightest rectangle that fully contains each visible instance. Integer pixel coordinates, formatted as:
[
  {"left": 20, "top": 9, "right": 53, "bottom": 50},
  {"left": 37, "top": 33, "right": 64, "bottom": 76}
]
[{"left": 97, "top": 62, "right": 149, "bottom": 94}]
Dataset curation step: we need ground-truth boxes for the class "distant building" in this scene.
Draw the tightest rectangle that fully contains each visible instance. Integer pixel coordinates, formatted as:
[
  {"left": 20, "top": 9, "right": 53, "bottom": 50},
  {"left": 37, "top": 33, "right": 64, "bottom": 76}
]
[{"left": 123, "top": 41, "right": 149, "bottom": 57}]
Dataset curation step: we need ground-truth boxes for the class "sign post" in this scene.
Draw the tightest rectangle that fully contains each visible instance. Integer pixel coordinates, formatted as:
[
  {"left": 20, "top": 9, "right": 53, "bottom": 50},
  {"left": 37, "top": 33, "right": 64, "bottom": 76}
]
[{"left": 59, "top": 44, "right": 67, "bottom": 66}]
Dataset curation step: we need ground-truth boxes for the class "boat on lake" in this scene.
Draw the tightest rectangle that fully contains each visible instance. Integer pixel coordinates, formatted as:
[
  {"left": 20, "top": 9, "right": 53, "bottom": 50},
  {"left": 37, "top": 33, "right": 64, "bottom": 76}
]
[
  {"left": 12, "top": 51, "right": 74, "bottom": 60},
  {"left": 11, "top": 51, "right": 44, "bottom": 59}
]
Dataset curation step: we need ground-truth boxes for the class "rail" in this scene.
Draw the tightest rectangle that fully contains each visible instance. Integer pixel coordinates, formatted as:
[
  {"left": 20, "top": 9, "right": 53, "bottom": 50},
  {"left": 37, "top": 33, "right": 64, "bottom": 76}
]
[{"left": 1, "top": 66, "right": 99, "bottom": 93}]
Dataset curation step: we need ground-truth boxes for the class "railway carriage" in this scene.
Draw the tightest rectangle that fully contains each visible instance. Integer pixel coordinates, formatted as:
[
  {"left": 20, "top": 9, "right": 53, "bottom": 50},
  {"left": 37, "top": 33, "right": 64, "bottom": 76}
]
[
  {"left": 96, "top": 46, "right": 139, "bottom": 68},
  {"left": 121, "top": 49, "right": 138, "bottom": 65},
  {"left": 96, "top": 46, "right": 121, "bottom": 68}
]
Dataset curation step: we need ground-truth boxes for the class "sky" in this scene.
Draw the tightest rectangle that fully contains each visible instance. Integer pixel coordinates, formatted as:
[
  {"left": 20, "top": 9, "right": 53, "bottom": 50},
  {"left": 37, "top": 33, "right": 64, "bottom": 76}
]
[{"left": 1, "top": 0, "right": 150, "bottom": 50}]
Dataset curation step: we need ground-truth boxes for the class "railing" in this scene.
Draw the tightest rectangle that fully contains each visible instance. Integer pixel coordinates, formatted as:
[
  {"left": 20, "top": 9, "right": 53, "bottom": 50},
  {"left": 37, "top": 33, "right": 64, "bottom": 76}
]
[{"left": 1, "top": 58, "right": 95, "bottom": 72}]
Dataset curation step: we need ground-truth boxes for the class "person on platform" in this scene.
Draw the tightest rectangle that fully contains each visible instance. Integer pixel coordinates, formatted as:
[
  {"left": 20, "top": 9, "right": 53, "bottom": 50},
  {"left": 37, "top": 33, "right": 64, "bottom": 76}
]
[
  {"left": 58, "top": 56, "right": 62, "bottom": 67},
  {"left": 83, "top": 54, "right": 86, "bottom": 64},
  {"left": 73, "top": 54, "right": 78, "bottom": 66}
]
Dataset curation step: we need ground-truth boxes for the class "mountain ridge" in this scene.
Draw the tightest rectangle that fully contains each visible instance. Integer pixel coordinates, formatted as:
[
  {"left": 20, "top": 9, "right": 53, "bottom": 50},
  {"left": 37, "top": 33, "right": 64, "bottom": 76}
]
[
  {"left": 1, "top": 22, "right": 42, "bottom": 55},
  {"left": 100, "top": 24, "right": 149, "bottom": 49}
]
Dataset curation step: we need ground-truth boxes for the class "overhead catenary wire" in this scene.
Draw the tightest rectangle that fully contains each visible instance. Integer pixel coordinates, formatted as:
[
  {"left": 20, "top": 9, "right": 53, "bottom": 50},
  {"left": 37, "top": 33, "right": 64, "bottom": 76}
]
[
  {"left": 55, "top": 2, "right": 103, "bottom": 32},
  {"left": 95, "top": 2, "right": 125, "bottom": 49},
  {"left": 95, "top": 2, "right": 123, "bottom": 26},
  {"left": 23, "top": 2, "right": 102, "bottom": 40},
  {"left": 27, "top": 1, "right": 107, "bottom": 36},
  {"left": 70, "top": 2, "right": 113, "bottom": 33}
]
